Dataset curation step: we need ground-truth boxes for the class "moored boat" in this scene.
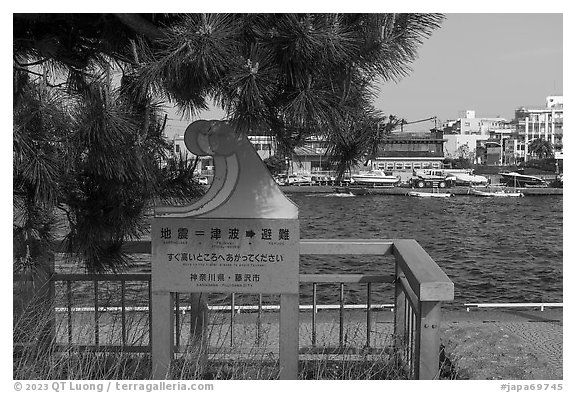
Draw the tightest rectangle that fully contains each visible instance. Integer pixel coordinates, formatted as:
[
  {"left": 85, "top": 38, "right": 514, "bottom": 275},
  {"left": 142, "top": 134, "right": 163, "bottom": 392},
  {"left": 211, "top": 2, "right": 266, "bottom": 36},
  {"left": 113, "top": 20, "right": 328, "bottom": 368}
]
[
  {"left": 444, "top": 169, "right": 488, "bottom": 186},
  {"left": 351, "top": 170, "right": 400, "bottom": 187},
  {"left": 407, "top": 190, "right": 454, "bottom": 198},
  {"left": 499, "top": 172, "right": 547, "bottom": 187},
  {"left": 468, "top": 187, "right": 524, "bottom": 197}
]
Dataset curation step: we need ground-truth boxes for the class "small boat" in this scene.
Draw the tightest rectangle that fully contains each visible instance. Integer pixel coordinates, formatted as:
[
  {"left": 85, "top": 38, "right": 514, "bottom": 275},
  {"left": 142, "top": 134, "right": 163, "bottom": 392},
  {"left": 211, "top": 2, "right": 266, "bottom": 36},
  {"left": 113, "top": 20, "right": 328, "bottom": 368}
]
[
  {"left": 444, "top": 169, "right": 489, "bottom": 186},
  {"left": 407, "top": 190, "right": 454, "bottom": 198},
  {"left": 468, "top": 187, "right": 524, "bottom": 197},
  {"left": 499, "top": 172, "right": 547, "bottom": 187},
  {"left": 351, "top": 170, "right": 400, "bottom": 187}
]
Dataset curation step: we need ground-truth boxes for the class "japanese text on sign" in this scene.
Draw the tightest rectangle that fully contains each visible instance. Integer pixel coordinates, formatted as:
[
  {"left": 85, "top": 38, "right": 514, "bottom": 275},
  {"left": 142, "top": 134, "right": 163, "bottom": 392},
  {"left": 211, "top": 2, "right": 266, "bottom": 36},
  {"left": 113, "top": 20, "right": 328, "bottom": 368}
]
[{"left": 152, "top": 218, "right": 299, "bottom": 294}]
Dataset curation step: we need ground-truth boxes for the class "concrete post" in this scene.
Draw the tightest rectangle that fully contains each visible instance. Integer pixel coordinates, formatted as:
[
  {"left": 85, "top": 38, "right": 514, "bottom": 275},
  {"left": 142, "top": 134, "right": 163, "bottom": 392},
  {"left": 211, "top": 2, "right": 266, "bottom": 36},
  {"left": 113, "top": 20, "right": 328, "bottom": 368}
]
[
  {"left": 151, "top": 291, "right": 174, "bottom": 379},
  {"left": 415, "top": 301, "right": 441, "bottom": 379},
  {"left": 393, "top": 264, "right": 407, "bottom": 353},
  {"left": 279, "top": 293, "right": 299, "bottom": 380}
]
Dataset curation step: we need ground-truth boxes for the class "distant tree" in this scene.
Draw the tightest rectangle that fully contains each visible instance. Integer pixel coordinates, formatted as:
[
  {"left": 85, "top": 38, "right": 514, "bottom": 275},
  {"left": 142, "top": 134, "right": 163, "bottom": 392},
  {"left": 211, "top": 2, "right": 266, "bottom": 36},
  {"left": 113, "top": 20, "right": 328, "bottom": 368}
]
[
  {"left": 475, "top": 146, "right": 487, "bottom": 164},
  {"left": 443, "top": 157, "right": 472, "bottom": 169},
  {"left": 263, "top": 154, "right": 288, "bottom": 176},
  {"left": 529, "top": 138, "right": 554, "bottom": 160},
  {"left": 456, "top": 143, "right": 473, "bottom": 161},
  {"left": 554, "top": 142, "right": 563, "bottom": 151}
]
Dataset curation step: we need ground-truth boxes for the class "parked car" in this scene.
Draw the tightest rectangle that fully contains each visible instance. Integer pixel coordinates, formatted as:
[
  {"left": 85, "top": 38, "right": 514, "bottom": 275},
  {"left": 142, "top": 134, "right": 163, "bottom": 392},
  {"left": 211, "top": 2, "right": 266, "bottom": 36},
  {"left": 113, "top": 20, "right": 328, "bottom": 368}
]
[
  {"left": 311, "top": 175, "right": 331, "bottom": 185},
  {"left": 274, "top": 174, "right": 289, "bottom": 185},
  {"left": 274, "top": 174, "right": 315, "bottom": 186},
  {"left": 408, "top": 169, "right": 455, "bottom": 189}
]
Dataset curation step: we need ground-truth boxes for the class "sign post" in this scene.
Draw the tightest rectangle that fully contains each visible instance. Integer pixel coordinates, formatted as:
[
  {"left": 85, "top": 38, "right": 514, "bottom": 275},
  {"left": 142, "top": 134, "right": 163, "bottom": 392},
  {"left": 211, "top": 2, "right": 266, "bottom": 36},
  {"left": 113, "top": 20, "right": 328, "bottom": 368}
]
[{"left": 151, "top": 120, "right": 299, "bottom": 379}]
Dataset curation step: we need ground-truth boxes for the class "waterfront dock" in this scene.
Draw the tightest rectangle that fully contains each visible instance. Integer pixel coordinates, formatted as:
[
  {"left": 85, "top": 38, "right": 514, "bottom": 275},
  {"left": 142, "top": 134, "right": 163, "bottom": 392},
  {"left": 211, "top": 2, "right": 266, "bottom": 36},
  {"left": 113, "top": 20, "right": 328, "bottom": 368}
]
[{"left": 281, "top": 185, "right": 563, "bottom": 196}]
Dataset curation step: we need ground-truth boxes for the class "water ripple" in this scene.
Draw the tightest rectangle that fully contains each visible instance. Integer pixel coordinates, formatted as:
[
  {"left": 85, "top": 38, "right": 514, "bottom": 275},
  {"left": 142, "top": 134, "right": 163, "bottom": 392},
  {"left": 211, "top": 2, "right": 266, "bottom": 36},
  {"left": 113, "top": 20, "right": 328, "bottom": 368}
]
[{"left": 290, "top": 193, "right": 563, "bottom": 307}]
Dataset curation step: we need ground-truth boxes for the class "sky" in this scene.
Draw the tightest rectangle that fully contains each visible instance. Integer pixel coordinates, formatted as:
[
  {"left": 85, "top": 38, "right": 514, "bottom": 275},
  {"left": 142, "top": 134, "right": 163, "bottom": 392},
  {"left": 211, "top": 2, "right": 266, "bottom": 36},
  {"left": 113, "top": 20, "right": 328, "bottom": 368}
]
[
  {"left": 165, "top": 13, "right": 563, "bottom": 137},
  {"left": 374, "top": 13, "right": 563, "bottom": 125}
]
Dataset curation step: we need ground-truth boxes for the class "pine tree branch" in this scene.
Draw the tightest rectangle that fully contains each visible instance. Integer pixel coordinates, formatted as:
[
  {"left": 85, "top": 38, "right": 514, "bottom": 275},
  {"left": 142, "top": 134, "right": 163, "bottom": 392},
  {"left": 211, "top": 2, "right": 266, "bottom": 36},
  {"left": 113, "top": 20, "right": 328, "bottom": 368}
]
[{"left": 114, "top": 14, "right": 166, "bottom": 40}]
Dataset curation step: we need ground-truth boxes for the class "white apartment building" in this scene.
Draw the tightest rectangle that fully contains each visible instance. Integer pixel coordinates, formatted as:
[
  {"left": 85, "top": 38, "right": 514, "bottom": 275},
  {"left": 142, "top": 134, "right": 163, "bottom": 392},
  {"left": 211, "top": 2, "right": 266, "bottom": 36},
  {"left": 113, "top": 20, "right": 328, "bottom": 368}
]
[{"left": 513, "top": 95, "right": 563, "bottom": 161}]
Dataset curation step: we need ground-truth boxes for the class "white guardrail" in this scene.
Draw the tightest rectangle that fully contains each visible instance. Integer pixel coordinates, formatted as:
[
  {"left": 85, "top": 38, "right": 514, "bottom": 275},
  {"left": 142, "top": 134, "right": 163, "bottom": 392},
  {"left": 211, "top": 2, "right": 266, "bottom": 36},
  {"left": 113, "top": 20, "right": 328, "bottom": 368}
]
[
  {"left": 55, "top": 304, "right": 396, "bottom": 313},
  {"left": 55, "top": 302, "right": 563, "bottom": 313},
  {"left": 464, "top": 302, "right": 563, "bottom": 312}
]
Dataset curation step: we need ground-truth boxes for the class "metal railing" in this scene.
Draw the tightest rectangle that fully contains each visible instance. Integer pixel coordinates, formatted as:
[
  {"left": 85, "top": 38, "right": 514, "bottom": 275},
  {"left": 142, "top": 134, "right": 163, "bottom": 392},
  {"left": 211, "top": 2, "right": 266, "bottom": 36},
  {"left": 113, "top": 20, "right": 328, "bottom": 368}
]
[
  {"left": 14, "top": 238, "right": 454, "bottom": 380},
  {"left": 464, "top": 303, "right": 563, "bottom": 312}
]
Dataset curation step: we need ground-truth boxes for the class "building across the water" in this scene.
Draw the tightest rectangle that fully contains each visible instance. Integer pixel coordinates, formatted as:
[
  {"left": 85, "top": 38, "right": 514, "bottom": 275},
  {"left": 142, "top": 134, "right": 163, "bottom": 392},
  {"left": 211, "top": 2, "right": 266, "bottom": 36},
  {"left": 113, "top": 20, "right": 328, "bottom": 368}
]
[
  {"left": 290, "top": 138, "right": 331, "bottom": 175},
  {"left": 366, "top": 130, "right": 447, "bottom": 182},
  {"left": 510, "top": 95, "right": 563, "bottom": 162},
  {"left": 283, "top": 131, "right": 448, "bottom": 181},
  {"left": 171, "top": 134, "right": 277, "bottom": 173},
  {"left": 442, "top": 95, "right": 563, "bottom": 165}
]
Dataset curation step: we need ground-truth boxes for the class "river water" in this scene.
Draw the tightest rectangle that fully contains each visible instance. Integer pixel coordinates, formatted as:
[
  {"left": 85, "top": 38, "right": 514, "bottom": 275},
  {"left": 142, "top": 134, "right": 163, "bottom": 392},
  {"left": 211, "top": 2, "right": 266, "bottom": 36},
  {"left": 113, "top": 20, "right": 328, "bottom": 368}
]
[
  {"left": 289, "top": 192, "right": 563, "bottom": 308},
  {"left": 53, "top": 193, "right": 562, "bottom": 310}
]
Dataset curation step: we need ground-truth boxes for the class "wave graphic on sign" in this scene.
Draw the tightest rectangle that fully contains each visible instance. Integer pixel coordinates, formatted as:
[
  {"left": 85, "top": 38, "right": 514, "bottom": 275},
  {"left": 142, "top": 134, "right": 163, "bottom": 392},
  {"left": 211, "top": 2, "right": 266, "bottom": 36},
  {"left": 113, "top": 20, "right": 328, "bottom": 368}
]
[{"left": 155, "top": 120, "right": 298, "bottom": 219}]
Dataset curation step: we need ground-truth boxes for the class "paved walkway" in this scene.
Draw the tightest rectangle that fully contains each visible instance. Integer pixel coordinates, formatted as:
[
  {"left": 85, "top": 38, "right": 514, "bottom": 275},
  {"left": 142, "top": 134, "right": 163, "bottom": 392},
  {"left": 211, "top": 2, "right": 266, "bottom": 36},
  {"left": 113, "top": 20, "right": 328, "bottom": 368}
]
[
  {"left": 178, "top": 308, "right": 563, "bottom": 379},
  {"left": 51, "top": 307, "right": 563, "bottom": 379},
  {"left": 440, "top": 309, "right": 562, "bottom": 380}
]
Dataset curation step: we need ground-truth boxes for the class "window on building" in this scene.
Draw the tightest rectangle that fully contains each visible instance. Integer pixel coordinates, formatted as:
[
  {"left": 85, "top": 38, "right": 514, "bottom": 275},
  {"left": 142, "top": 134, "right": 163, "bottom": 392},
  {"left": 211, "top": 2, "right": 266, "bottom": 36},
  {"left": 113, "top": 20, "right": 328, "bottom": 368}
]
[
  {"left": 404, "top": 163, "right": 413, "bottom": 170},
  {"left": 395, "top": 162, "right": 403, "bottom": 169},
  {"left": 386, "top": 162, "right": 394, "bottom": 170},
  {"left": 413, "top": 162, "right": 421, "bottom": 169},
  {"left": 423, "top": 162, "right": 432, "bottom": 169},
  {"left": 378, "top": 163, "right": 386, "bottom": 169},
  {"left": 432, "top": 162, "right": 440, "bottom": 169},
  {"left": 175, "top": 145, "right": 180, "bottom": 153}
]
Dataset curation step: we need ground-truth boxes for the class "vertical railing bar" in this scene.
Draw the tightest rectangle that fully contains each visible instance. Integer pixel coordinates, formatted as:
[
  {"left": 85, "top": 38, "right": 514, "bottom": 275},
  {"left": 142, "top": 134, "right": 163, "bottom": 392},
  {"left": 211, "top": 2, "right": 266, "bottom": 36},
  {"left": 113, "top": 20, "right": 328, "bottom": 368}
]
[
  {"left": 411, "top": 306, "right": 415, "bottom": 378},
  {"left": 339, "top": 283, "right": 344, "bottom": 348},
  {"left": 175, "top": 292, "right": 180, "bottom": 349},
  {"left": 366, "top": 282, "right": 372, "bottom": 349},
  {"left": 121, "top": 280, "right": 126, "bottom": 347},
  {"left": 406, "top": 302, "right": 412, "bottom": 378},
  {"left": 148, "top": 281, "right": 152, "bottom": 348},
  {"left": 230, "top": 293, "right": 235, "bottom": 346},
  {"left": 410, "top": 307, "right": 416, "bottom": 378},
  {"left": 408, "top": 305, "right": 412, "bottom": 377},
  {"left": 404, "top": 297, "right": 409, "bottom": 365},
  {"left": 312, "top": 283, "right": 317, "bottom": 347},
  {"left": 67, "top": 280, "right": 72, "bottom": 345},
  {"left": 256, "top": 294, "right": 262, "bottom": 346},
  {"left": 410, "top": 304, "right": 415, "bottom": 377},
  {"left": 402, "top": 304, "right": 409, "bottom": 365},
  {"left": 409, "top": 302, "right": 414, "bottom": 376},
  {"left": 412, "top": 305, "right": 416, "bottom": 377},
  {"left": 94, "top": 280, "right": 99, "bottom": 347}
]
